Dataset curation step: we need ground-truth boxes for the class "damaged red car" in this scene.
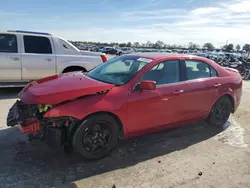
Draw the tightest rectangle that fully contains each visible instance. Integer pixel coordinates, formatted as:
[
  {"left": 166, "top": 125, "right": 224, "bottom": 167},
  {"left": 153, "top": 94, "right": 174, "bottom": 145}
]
[{"left": 7, "top": 53, "right": 242, "bottom": 159}]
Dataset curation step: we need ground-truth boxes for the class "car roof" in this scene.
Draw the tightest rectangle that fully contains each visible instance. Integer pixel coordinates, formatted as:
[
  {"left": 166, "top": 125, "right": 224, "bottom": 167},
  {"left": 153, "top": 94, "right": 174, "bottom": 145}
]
[
  {"left": 1, "top": 30, "right": 53, "bottom": 37},
  {"left": 126, "top": 52, "right": 229, "bottom": 78},
  {"left": 128, "top": 52, "right": 203, "bottom": 60}
]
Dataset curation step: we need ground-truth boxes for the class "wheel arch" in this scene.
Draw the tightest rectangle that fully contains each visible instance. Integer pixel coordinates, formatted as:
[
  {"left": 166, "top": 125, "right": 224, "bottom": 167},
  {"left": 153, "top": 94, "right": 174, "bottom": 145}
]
[
  {"left": 212, "top": 93, "right": 235, "bottom": 113},
  {"left": 62, "top": 66, "right": 87, "bottom": 73},
  {"left": 223, "top": 94, "right": 235, "bottom": 113}
]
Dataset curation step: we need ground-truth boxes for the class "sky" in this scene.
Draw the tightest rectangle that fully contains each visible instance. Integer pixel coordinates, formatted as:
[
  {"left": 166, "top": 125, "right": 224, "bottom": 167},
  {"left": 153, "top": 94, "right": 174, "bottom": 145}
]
[{"left": 1, "top": 0, "right": 250, "bottom": 48}]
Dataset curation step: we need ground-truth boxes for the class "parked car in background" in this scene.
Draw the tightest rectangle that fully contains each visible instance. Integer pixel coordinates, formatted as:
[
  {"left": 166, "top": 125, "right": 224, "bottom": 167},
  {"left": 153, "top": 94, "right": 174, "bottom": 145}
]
[
  {"left": 116, "top": 47, "right": 134, "bottom": 55},
  {"left": 77, "top": 45, "right": 90, "bottom": 51},
  {"left": 0, "top": 30, "right": 107, "bottom": 87},
  {"left": 160, "top": 49, "right": 172, "bottom": 53},
  {"left": 7, "top": 53, "right": 242, "bottom": 159},
  {"left": 97, "top": 46, "right": 106, "bottom": 52},
  {"left": 102, "top": 47, "right": 117, "bottom": 54},
  {"left": 90, "top": 46, "right": 99, "bottom": 52}
]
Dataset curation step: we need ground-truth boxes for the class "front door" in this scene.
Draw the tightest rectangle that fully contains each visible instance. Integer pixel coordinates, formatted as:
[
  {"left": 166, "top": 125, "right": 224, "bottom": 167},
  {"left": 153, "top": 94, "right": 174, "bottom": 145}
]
[
  {"left": 127, "top": 59, "right": 186, "bottom": 135},
  {"left": 21, "top": 35, "right": 56, "bottom": 81},
  {"left": 0, "top": 33, "right": 21, "bottom": 81}
]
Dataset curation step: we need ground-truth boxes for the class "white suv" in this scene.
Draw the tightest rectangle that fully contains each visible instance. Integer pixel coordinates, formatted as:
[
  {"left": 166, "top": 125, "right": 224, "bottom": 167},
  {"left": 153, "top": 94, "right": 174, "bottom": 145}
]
[{"left": 0, "top": 30, "right": 107, "bottom": 87}]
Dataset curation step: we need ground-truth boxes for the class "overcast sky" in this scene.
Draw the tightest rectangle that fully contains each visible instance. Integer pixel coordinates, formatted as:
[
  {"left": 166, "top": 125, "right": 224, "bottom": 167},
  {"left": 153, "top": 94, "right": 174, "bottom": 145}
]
[{"left": 1, "top": 0, "right": 250, "bottom": 48}]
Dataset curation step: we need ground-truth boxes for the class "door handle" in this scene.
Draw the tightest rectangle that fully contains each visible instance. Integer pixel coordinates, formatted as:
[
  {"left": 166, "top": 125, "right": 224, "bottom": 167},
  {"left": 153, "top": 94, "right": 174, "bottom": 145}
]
[
  {"left": 214, "top": 83, "right": 221, "bottom": 88},
  {"left": 173, "top": 90, "right": 184, "bottom": 94},
  {"left": 45, "top": 58, "right": 52, "bottom": 62},
  {"left": 10, "top": 57, "right": 20, "bottom": 61}
]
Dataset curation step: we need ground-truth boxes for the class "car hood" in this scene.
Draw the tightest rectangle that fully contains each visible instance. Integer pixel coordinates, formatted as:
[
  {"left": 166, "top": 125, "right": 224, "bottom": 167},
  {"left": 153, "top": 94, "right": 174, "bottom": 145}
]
[{"left": 18, "top": 72, "right": 114, "bottom": 105}]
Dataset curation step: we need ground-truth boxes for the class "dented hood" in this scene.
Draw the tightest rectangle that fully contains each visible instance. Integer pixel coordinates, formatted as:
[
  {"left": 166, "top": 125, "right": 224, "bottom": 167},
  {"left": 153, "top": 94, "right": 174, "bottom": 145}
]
[{"left": 19, "top": 72, "right": 114, "bottom": 105}]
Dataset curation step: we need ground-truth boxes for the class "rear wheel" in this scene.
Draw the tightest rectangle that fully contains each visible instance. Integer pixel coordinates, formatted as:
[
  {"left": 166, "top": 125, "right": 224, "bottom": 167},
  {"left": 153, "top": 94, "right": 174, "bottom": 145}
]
[
  {"left": 207, "top": 96, "right": 232, "bottom": 127},
  {"left": 72, "top": 114, "right": 119, "bottom": 160}
]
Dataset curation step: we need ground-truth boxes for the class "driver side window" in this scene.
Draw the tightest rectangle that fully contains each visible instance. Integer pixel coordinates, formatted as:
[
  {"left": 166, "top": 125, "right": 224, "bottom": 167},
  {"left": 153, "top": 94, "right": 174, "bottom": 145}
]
[{"left": 142, "top": 60, "right": 180, "bottom": 85}]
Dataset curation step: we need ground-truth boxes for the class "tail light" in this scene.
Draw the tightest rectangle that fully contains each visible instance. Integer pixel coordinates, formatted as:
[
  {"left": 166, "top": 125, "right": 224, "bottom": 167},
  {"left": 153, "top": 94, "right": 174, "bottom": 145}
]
[{"left": 101, "top": 55, "right": 107, "bottom": 63}]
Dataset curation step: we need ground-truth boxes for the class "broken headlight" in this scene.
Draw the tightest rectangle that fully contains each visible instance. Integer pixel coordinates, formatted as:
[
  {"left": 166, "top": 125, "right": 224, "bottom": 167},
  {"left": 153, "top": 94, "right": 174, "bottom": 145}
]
[{"left": 38, "top": 104, "right": 52, "bottom": 113}]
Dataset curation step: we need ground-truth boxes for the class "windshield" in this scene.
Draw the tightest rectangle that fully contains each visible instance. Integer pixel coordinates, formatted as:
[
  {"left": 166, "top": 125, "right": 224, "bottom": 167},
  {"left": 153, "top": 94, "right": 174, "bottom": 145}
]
[{"left": 87, "top": 55, "right": 153, "bottom": 85}]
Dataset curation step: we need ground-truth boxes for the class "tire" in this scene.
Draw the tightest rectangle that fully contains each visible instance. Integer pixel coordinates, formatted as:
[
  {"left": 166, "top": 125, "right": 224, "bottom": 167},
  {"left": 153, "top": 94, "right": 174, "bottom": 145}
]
[
  {"left": 118, "top": 52, "right": 122, "bottom": 56},
  {"left": 72, "top": 114, "right": 119, "bottom": 160},
  {"left": 207, "top": 96, "right": 232, "bottom": 128}
]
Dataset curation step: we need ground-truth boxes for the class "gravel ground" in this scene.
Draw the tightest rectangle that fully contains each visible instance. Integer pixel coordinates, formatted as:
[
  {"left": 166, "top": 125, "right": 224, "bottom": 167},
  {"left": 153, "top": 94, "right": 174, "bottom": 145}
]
[{"left": 0, "top": 80, "right": 250, "bottom": 188}]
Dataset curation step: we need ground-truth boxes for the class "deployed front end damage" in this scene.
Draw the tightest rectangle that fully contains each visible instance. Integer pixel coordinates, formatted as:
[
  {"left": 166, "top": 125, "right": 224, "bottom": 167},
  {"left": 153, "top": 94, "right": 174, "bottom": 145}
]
[
  {"left": 7, "top": 100, "right": 79, "bottom": 150},
  {"left": 6, "top": 72, "right": 114, "bottom": 153}
]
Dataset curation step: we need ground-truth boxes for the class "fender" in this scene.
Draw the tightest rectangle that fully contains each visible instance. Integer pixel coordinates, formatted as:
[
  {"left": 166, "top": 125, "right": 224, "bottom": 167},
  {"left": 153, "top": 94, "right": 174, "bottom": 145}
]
[
  {"left": 208, "top": 75, "right": 242, "bottom": 114},
  {"left": 43, "top": 93, "right": 129, "bottom": 137}
]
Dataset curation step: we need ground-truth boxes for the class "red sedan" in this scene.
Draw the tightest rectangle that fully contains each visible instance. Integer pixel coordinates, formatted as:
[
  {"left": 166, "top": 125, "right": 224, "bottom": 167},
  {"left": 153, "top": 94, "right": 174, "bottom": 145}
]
[{"left": 7, "top": 53, "right": 242, "bottom": 159}]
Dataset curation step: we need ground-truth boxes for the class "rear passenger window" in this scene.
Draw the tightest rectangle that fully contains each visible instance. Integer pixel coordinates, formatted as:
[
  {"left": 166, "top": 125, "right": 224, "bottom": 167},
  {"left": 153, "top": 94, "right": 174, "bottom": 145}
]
[
  {"left": 185, "top": 60, "right": 217, "bottom": 80},
  {"left": 24, "top": 36, "right": 52, "bottom": 54},
  {"left": 0, "top": 34, "right": 17, "bottom": 53},
  {"left": 59, "top": 38, "right": 75, "bottom": 52}
]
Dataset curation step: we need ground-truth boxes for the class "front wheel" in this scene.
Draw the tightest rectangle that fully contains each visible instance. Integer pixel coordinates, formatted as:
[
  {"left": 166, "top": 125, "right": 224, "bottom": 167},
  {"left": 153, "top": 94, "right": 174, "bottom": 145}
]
[
  {"left": 72, "top": 114, "right": 119, "bottom": 160},
  {"left": 207, "top": 96, "right": 232, "bottom": 128}
]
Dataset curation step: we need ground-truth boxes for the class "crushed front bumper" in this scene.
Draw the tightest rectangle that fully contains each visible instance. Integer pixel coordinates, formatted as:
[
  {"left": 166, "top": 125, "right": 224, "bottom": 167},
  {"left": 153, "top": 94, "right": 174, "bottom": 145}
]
[
  {"left": 7, "top": 100, "right": 40, "bottom": 134},
  {"left": 7, "top": 101, "right": 79, "bottom": 151},
  {"left": 7, "top": 100, "right": 25, "bottom": 127}
]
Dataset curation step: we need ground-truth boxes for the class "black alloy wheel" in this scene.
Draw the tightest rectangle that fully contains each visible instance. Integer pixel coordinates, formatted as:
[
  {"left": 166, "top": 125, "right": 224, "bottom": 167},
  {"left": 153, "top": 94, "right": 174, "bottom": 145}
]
[
  {"left": 72, "top": 114, "right": 119, "bottom": 160},
  {"left": 82, "top": 123, "right": 112, "bottom": 154},
  {"left": 207, "top": 96, "right": 232, "bottom": 127}
]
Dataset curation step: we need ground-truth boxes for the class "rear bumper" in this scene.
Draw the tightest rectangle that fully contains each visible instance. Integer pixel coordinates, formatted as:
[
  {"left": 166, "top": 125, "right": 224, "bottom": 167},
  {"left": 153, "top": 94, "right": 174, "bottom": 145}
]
[{"left": 234, "top": 92, "right": 241, "bottom": 113}]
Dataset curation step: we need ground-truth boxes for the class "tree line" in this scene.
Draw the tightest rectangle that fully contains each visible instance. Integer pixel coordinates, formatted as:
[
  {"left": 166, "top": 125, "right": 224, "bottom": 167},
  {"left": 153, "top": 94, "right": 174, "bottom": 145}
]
[{"left": 69, "top": 40, "right": 250, "bottom": 53}]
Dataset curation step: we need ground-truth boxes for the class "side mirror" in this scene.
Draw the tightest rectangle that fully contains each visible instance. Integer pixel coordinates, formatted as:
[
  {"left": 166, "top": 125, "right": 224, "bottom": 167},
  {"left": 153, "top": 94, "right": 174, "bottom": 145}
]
[{"left": 138, "top": 80, "right": 156, "bottom": 90}]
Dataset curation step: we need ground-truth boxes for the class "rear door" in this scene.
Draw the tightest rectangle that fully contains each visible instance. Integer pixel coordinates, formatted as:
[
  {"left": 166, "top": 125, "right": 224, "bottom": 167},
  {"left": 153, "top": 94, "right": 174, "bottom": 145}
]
[
  {"left": 0, "top": 33, "right": 21, "bottom": 81},
  {"left": 180, "top": 59, "right": 220, "bottom": 119},
  {"left": 21, "top": 35, "right": 56, "bottom": 80}
]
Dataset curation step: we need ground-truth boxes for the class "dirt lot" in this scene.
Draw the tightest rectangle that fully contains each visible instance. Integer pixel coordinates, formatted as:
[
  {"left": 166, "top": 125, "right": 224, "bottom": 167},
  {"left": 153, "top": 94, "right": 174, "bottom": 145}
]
[{"left": 0, "top": 80, "right": 250, "bottom": 188}]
